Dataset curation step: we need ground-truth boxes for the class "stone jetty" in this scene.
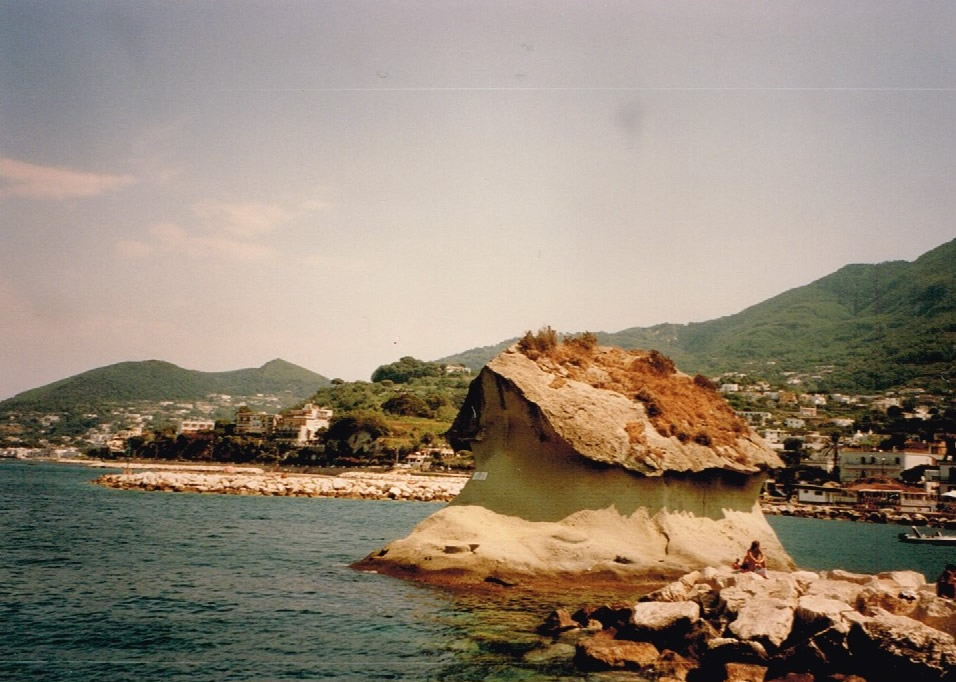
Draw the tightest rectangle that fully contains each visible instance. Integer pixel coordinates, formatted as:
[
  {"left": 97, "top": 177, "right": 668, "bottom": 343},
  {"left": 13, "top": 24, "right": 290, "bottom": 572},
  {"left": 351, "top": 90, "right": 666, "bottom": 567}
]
[
  {"left": 763, "top": 499, "right": 956, "bottom": 531},
  {"left": 94, "top": 469, "right": 467, "bottom": 502},
  {"left": 535, "top": 566, "right": 956, "bottom": 682}
]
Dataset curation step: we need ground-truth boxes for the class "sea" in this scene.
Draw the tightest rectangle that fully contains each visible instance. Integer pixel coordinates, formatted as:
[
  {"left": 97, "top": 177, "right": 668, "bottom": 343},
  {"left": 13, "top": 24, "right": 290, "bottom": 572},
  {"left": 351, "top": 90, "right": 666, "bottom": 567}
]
[{"left": 2, "top": 459, "right": 954, "bottom": 682}]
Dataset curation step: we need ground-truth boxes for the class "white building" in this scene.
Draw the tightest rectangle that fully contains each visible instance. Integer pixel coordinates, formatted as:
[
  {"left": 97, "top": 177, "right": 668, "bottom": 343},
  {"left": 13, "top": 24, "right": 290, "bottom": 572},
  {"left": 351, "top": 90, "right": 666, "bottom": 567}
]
[
  {"left": 179, "top": 419, "right": 215, "bottom": 434},
  {"left": 235, "top": 409, "right": 276, "bottom": 436},
  {"left": 274, "top": 404, "right": 333, "bottom": 444},
  {"left": 835, "top": 451, "right": 936, "bottom": 482},
  {"left": 738, "top": 411, "right": 772, "bottom": 427},
  {"left": 794, "top": 484, "right": 856, "bottom": 506}
]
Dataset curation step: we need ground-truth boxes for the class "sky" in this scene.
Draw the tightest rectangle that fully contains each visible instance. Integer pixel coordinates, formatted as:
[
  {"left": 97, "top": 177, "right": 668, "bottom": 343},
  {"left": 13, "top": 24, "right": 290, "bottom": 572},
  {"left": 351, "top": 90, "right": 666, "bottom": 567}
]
[{"left": 1, "top": 1, "right": 954, "bottom": 399}]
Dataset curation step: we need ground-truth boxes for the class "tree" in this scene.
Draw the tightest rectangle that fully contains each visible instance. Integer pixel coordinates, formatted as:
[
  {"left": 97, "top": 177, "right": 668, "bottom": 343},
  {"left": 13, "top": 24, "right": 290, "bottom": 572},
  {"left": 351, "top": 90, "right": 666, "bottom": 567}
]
[
  {"left": 782, "top": 437, "right": 805, "bottom": 467},
  {"left": 325, "top": 412, "right": 390, "bottom": 459},
  {"left": 371, "top": 357, "right": 443, "bottom": 383},
  {"left": 381, "top": 393, "right": 434, "bottom": 418}
]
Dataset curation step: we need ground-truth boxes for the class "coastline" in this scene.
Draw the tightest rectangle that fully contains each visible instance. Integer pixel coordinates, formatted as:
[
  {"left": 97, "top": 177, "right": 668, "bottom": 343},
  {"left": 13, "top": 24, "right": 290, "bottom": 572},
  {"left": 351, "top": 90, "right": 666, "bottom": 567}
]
[
  {"left": 762, "top": 498, "right": 956, "bottom": 530},
  {"left": 41, "top": 457, "right": 955, "bottom": 528}
]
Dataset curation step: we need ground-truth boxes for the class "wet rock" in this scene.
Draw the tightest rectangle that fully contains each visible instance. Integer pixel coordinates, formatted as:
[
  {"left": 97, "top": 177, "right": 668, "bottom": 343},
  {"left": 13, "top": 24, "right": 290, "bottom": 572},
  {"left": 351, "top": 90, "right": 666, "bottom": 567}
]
[
  {"left": 766, "top": 673, "right": 815, "bottom": 682},
  {"left": 720, "top": 661, "right": 769, "bottom": 682},
  {"left": 704, "top": 637, "right": 770, "bottom": 665},
  {"left": 654, "top": 648, "right": 697, "bottom": 681},
  {"left": 574, "top": 629, "right": 661, "bottom": 671},
  {"left": 536, "top": 608, "right": 579, "bottom": 635},
  {"left": 573, "top": 603, "right": 635, "bottom": 631},
  {"left": 522, "top": 641, "right": 576, "bottom": 663}
]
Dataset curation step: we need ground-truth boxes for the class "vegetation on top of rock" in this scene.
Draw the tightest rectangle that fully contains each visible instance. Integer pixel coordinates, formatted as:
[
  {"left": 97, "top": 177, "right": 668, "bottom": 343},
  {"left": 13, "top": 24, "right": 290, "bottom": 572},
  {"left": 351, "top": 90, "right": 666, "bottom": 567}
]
[{"left": 516, "top": 332, "right": 750, "bottom": 449}]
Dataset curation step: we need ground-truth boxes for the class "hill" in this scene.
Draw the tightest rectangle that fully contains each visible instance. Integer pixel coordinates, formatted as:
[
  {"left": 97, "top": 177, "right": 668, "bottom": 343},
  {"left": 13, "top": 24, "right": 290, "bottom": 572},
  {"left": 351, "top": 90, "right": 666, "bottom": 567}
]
[
  {"left": 439, "top": 238, "right": 956, "bottom": 393},
  {"left": 0, "top": 358, "right": 329, "bottom": 414}
]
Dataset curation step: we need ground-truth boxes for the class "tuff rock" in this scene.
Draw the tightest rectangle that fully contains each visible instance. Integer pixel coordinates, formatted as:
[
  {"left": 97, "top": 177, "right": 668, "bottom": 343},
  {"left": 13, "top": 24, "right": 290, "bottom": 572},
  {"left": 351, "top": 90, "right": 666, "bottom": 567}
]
[{"left": 354, "top": 341, "right": 793, "bottom": 585}]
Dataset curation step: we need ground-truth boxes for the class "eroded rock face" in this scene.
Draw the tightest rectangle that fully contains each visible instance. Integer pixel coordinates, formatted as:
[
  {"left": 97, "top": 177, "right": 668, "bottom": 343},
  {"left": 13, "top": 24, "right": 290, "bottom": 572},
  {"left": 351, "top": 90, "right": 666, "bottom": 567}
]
[{"left": 354, "top": 342, "right": 794, "bottom": 585}]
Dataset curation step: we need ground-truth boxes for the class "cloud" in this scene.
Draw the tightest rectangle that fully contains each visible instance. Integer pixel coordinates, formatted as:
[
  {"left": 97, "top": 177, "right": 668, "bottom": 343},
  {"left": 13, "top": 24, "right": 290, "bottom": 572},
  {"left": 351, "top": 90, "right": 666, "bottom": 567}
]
[
  {"left": 0, "top": 157, "right": 136, "bottom": 200},
  {"left": 193, "top": 200, "right": 292, "bottom": 239},
  {"left": 115, "top": 196, "right": 327, "bottom": 263},
  {"left": 138, "top": 221, "right": 274, "bottom": 262},
  {"left": 114, "top": 240, "right": 153, "bottom": 259}
]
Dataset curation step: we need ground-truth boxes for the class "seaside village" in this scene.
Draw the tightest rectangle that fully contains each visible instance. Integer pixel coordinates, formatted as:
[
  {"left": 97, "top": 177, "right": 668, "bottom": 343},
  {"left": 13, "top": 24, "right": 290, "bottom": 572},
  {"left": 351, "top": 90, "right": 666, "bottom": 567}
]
[{"left": 3, "top": 370, "right": 955, "bottom": 518}]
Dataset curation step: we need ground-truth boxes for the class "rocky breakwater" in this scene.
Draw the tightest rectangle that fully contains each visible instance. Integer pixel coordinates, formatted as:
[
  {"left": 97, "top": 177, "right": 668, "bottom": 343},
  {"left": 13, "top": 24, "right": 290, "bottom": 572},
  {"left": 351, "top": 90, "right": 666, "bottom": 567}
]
[
  {"left": 762, "top": 500, "right": 956, "bottom": 531},
  {"left": 354, "top": 337, "right": 794, "bottom": 587},
  {"left": 94, "top": 469, "right": 467, "bottom": 502},
  {"left": 534, "top": 566, "right": 956, "bottom": 682}
]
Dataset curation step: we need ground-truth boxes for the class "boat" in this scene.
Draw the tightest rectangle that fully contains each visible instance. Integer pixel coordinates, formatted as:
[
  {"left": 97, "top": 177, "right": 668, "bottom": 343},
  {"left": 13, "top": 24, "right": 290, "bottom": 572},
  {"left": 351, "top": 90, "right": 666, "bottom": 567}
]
[{"left": 898, "top": 527, "right": 956, "bottom": 546}]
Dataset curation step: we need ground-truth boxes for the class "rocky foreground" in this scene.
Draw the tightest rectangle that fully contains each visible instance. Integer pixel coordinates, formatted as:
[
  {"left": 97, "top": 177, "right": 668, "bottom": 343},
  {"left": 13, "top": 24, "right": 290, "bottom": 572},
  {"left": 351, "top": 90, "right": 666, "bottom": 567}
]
[
  {"left": 94, "top": 469, "right": 467, "bottom": 502},
  {"left": 534, "top": 566, "right": 956, "bottom": 682}
]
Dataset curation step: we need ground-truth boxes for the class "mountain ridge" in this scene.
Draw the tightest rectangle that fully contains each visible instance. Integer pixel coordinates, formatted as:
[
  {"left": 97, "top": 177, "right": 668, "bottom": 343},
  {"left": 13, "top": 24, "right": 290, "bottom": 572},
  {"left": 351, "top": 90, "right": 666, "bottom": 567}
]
[
  {"left": 0, "top": 358, "right": 329, "bottom": 412},
  {"left": 439, "top": 238, "right": 956, "bottom": 393}
]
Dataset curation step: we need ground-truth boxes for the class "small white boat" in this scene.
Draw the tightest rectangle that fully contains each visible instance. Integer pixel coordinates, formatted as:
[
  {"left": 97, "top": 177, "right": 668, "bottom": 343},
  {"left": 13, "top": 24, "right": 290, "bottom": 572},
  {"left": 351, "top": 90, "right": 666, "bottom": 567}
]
[{"left": 898, "top": 527, "right": 956, "bottom": 546}]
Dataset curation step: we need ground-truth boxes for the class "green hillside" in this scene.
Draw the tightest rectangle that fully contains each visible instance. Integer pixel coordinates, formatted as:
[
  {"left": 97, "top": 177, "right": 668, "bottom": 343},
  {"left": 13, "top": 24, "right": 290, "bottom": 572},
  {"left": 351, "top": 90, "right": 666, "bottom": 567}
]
[
  {"left": 1, "top": 358, "right": 329, "bottom": 413},
  {"left": 440, "top": 238, "right": 956, "bottom": 393}
]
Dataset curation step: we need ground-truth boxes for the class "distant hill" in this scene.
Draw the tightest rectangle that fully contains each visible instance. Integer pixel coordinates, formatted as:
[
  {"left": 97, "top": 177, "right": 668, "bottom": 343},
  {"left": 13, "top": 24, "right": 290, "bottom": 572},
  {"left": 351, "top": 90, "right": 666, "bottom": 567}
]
[
  {"left": 439, "top": 238, "right": 956, "bottom": 393},
  {"left": 0, "top": 358, "right": 329, "bottom": 413}
]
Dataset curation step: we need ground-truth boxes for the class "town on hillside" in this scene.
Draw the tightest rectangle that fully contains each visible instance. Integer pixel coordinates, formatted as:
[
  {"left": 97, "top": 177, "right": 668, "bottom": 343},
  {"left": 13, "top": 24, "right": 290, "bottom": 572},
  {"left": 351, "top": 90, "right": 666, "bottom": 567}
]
[{"left": 3, "top": 363, "right": 954, "bottom": 513}]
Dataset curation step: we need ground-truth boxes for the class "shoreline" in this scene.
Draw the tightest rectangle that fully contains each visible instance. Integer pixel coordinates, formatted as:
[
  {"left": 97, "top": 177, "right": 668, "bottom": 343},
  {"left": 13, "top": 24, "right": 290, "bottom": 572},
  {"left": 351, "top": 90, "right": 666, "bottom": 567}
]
[
  {"left": 762, "top": 498, "right": 956, "bottom": 530},
  {"left": 35, "top": 457, "right": 956, "bottom": 528}
]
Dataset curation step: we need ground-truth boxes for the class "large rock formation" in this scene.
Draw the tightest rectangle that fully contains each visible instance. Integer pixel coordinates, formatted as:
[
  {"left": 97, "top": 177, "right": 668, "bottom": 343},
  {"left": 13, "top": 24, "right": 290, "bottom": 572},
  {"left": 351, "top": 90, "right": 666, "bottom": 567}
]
[{"left": 354, "top": 337, "right": 793, "bottom": 586}]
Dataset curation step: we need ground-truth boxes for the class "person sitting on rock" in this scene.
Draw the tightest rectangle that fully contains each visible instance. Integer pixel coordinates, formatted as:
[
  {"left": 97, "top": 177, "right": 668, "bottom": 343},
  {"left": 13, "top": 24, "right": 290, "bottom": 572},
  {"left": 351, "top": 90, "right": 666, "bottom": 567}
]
[
  {"left": 740, "top": 540, "right": 768, "bottom": 578},
  {"left": 936, "top": 564, "right": 956, "bottom": 598}
]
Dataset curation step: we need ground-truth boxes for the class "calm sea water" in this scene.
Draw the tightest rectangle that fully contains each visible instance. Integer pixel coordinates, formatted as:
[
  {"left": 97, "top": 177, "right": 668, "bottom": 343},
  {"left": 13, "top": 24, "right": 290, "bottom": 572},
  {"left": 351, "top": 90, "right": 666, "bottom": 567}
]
[{"left": 2, "top": 460, "right": 953, "bottom": 681}]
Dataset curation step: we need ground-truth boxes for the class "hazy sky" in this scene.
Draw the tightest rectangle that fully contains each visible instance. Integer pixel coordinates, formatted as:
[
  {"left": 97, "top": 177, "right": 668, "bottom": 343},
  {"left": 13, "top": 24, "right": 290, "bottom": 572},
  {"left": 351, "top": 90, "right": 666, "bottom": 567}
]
[{"left": 1, "top": 1, "right": 954, "bottom": 399}]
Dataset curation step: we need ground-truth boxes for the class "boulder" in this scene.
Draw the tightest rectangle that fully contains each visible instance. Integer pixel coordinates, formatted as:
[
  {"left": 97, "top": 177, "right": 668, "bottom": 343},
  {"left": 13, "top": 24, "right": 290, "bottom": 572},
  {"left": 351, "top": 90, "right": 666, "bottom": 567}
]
[
  {"left": 573, "top": 630, "right": 661, "bottom": 671},
  {"left": 804, "top": 578, "right": 866, "bottom": 605},
  {"left": 911, "top": 591, "right": 956, "bottom": 636},
  {"left": 653, "top": 648, "right": 697, "bottom": 681},
  {"left": 727, "top": 598, "right": 796, "bottom": 650},
  {"left": 722, "top": 662, "right": 769, "bottom": 682},
  {"left": 705, "top": 637, "right": 770, "bottom": 665},
  {"left": 629, "top": 601, "right": 701, "bottom": 647},
  {"left": 573, "top": 603, "right": 634, "bottom": 631},
  {"left": 875, "top": 570, "right": 926, "bottom": 590},
  {"left": 536, "top": 608, "right": 579, "bottom": 635},
  {"left": 632, "top": 601, "right": 701, "bottom": 633},
  {"left": 794, "top": 595, "right": 859, "bottom": 634},
  {"left": 354, "top": 341, "right": 793, "bottom": 585},
  {"left": 720, "top": 572, "right": 801, "bottom": 617},
  {"left": 848, "top": 609, "right": 956, "bottom": 680}
]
